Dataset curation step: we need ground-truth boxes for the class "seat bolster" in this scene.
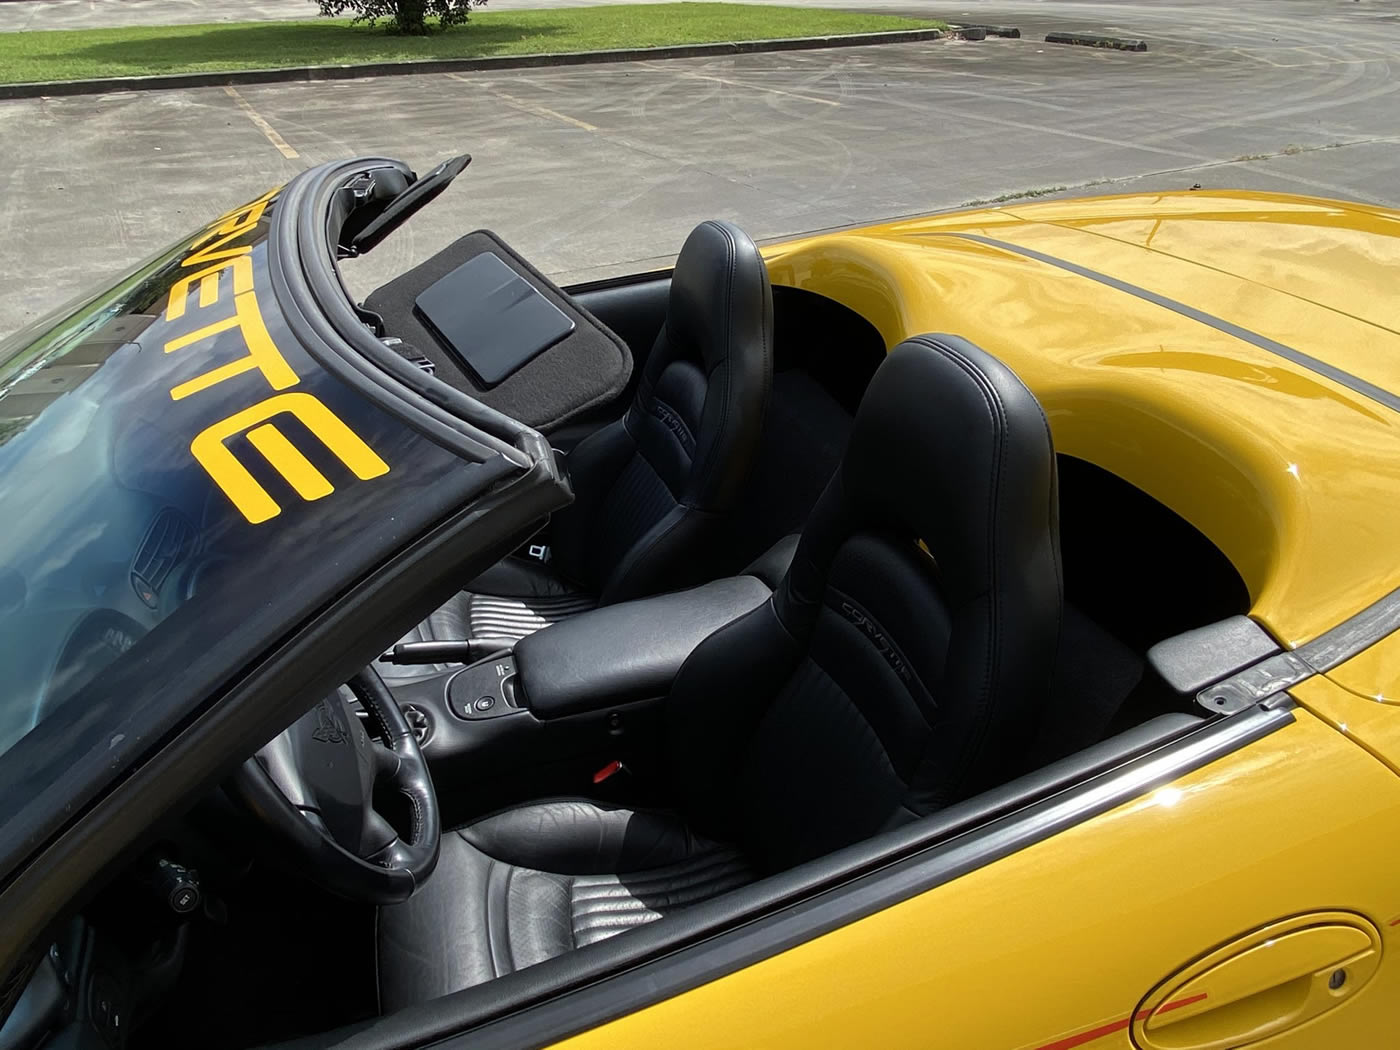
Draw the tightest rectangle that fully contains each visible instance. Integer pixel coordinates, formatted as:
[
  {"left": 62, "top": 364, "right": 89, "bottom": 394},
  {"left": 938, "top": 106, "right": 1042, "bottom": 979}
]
[
  {"left": 465, "top": 556, "right": 589, "bottom": 601},
  {"left": 377, "top": 832, "right": 501, "bottom": 1010},
  {"left": 667, "top": 220, "right": 773, "bottom": 513},
  {"left": 665, "top": 600, "right": 804, "bottom": 840},
  {"left": 459, "top": 800, "right": 717, "bottom": 876},
  {"left": 377, "top": 805, "right": 754, "bottom": 1011},
  {"left": 548, "top": 417, "right": 638, "bottom": 592},
  {"left": 597, "top": 504, "right": 713, "bottom": 606},
  {"left": 376, "top": 831, "right": 580, "bottom": 1012},
  {"left": 742, "top": 534, "right": 800, "bottom": 590}
]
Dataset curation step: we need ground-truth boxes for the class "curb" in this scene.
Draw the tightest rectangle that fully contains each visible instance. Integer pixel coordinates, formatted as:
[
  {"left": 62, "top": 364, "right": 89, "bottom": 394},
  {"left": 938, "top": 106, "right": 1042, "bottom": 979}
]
[
  {"left": 1045, "top": 32, "right": 1147, "bottom": 52},
  {"left": 950, "top": 24, "right": 1021, "bottom": 39},
  {"left": 0, "top": 27, "right": 944, "bottom": 100}
]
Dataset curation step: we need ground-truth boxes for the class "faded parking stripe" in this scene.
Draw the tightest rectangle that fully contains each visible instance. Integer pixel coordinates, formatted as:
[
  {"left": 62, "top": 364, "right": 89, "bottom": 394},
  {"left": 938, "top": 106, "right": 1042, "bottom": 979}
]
[{"left": 223, "top": 86, "right": 299, "bottom": 160}]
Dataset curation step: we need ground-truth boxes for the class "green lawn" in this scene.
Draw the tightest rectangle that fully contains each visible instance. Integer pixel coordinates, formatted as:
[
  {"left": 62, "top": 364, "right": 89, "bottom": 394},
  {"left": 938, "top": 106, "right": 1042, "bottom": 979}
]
[{"left": 0, "top": 3, "right": 946, "bottom": 84}]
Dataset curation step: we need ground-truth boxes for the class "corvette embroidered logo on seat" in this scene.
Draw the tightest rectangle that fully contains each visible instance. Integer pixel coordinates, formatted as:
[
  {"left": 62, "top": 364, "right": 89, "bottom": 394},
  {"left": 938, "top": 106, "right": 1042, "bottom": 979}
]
[{"left": 839, "top": 599, "right": 913, "bottom": 686}]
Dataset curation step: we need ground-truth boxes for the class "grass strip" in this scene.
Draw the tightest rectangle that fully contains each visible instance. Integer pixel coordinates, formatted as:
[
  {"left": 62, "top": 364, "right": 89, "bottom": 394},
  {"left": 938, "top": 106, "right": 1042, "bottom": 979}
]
[{"left": 0, "top": 3, "right": 946, "bottom": 84}]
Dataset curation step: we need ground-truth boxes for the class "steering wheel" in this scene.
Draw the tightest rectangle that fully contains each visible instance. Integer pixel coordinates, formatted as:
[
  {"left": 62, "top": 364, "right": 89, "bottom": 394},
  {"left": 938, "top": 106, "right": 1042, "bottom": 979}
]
[{"left": 230, "top": 666, "right": 440, "bottom": 904}]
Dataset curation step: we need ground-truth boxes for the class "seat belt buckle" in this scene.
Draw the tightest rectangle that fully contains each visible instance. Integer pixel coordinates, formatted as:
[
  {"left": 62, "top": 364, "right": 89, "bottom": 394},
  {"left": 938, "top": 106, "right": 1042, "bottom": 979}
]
[{"left": 525, "top": 542, "right": 551, "bottom": 563}]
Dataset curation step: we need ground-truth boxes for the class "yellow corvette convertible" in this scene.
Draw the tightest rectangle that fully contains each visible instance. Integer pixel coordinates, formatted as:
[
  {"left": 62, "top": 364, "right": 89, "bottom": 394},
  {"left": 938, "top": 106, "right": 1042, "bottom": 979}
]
[{"left": 0, "top": 155, "right": 1396, "bottom": 1050}]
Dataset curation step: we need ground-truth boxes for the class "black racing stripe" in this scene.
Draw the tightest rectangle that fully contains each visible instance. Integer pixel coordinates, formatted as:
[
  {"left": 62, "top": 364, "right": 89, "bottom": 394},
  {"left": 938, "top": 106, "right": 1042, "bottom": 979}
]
[{"left": 945, "top": 231, "right": 1400, "bottom": 416}]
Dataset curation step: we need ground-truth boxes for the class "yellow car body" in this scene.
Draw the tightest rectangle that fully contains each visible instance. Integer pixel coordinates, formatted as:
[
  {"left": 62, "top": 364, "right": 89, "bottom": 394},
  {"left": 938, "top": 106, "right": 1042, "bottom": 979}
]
[
  {"left": 555, "top": 191, "right": 1400, "bottom": 1050},
  {"left": 4, "top": 161, "right": 1398, "bottom": 1050}
]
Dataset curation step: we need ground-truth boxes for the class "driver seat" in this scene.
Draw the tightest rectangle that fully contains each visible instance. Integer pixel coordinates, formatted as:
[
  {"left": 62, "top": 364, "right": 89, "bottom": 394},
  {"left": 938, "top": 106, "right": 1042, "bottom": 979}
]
[{"left": 377, "top": 335, "right": 1063, "bottom": 1009}]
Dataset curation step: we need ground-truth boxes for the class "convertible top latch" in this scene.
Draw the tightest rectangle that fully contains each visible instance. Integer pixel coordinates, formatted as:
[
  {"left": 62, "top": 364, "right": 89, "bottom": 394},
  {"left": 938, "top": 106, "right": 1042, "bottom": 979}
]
[{"left": 341, "top": 154, "right": 472, "bottom": 257}]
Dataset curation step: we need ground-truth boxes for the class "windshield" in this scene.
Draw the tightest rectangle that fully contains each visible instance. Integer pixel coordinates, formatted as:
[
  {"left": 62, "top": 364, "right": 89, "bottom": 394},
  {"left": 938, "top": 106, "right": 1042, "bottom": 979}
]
[
  {"left": 0, "top": 188, "right": 509, "bottom": 861},
  {"left": 0, "top": 237, "right": 196, "bottom": 755}
]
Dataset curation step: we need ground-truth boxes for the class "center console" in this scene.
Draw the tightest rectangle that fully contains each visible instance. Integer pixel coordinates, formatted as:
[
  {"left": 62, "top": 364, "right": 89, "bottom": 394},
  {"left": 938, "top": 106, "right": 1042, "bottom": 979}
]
[
  {"left": 445, "top": 654, "right": 520, "bottom": 721},
  {"left": 512, "top": 574, "right": 770, "bottom": 717},
  {"left": 381, "top": 574, "right": 772, "bottom": 818}
]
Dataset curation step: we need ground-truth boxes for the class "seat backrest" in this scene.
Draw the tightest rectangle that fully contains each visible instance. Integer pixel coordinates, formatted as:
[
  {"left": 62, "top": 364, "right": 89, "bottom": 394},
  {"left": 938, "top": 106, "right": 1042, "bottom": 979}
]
[
  {"left": 667, "top": 335, "right": 1063, "bottom": 872},
  {"left": 550, "top": 220, "right": 773, "bottom": 605}
]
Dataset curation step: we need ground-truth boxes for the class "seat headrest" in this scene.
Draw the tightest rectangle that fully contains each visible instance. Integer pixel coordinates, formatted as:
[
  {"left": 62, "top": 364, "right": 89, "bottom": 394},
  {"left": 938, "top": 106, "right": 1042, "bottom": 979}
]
[
  {"left": 665, "top": 220, "right": 771, "bottom": 373},
  {"left": 841, "top": 334, "right": 1058, "bottom": 605}
]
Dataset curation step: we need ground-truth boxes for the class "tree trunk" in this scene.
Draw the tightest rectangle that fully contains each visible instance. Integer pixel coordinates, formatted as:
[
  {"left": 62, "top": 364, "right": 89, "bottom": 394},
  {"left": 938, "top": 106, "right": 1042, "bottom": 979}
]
[{"left": 395, "top": 0, "right": 429, "bottom": 34}]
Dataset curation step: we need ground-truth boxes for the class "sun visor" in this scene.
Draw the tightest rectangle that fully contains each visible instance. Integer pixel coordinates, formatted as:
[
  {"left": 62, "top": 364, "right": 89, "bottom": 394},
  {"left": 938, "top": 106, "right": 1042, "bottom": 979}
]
[{"left": 365, "top": 230, "right": 632, "bottom": 432}]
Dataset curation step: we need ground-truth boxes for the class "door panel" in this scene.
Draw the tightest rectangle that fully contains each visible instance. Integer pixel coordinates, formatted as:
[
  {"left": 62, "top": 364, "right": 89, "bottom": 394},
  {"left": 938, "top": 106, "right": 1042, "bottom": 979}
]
[
  {"left": 547, "top": 710, "right": 1400, "bottom": 1050},
  {"left": 567, "top": 274, "right": 670, "bottom": 368},
  {"left": 1132, "top": 912, "right": 1381, "bottom": 1050}
]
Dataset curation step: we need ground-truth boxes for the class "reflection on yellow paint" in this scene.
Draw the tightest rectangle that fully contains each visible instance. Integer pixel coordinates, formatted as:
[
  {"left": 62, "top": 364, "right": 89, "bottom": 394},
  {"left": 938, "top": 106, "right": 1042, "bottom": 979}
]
[
  {"left": 162, "top": 186, "right": 391, "bottom": 524},
  {"left": 191, "top": 392, "right": 390, "bottom": 525}
]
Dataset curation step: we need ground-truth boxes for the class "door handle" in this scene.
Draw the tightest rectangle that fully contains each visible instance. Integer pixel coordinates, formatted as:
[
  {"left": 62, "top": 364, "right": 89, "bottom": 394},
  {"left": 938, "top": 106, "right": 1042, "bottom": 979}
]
[{"left": 1133, "top": 912, "right": 1382, "bottom": 1050}]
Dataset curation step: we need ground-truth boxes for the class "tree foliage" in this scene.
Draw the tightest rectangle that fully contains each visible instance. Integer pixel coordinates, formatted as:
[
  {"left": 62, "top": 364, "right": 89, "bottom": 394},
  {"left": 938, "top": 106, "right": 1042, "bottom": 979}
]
[{"left": 312, "top": 0, "right": 486, "bottom": 35}]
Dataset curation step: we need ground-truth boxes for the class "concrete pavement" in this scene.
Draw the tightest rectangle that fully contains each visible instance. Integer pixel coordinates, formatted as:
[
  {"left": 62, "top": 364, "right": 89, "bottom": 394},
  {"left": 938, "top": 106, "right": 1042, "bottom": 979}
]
[{"left": 2, "top": 0, "right": 1399, "bottom": 336}]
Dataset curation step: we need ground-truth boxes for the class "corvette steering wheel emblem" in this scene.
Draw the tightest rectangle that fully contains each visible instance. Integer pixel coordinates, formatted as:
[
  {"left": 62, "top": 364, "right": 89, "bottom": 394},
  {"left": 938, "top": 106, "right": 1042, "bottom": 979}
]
[{"left": 310, "top": 699, "right": 349, "bottom": 744}]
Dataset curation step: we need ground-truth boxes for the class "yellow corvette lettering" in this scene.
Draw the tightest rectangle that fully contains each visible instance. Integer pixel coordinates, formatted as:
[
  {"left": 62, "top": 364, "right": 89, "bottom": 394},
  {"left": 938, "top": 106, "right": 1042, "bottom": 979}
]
[
  {"left": 164, "top": 191, "right": 391, "bottom": 524},
  {"left": 165, "top": 256, "right": 253, "bottom": 322},
  {"left": 201, "top": 186, "right": 280, "bottom": 234},
  {"left": 182, "top": 187, "right": 280, "bottom": 267},
  {"left": 190, "top": 393, "right": 390, "bottom": 525},
  {"left": 164, "top": 278, "right": 296, "bottom": 402}
]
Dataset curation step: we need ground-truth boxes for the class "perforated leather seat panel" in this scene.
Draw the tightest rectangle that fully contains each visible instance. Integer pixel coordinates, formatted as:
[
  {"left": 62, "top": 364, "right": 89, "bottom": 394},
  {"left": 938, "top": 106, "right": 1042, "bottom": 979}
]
[{"left": 466, "top": 593, "right": 599, "bottom": 641}]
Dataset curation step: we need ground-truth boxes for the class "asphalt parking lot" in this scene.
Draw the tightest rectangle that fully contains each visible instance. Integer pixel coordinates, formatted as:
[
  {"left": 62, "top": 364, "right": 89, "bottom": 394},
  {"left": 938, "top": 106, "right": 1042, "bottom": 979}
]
[{"left": 3, "top": 0, "right": 1400, "bottom": 335}]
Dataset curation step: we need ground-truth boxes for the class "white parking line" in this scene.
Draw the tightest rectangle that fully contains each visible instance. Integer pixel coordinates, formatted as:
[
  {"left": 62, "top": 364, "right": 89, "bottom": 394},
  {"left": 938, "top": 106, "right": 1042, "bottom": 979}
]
[
  {"left": 223, "top": 86, "right": 299, "bottom": 160},
  {"left": 639, "top": 62, "right": 841, "bottom": 107}
]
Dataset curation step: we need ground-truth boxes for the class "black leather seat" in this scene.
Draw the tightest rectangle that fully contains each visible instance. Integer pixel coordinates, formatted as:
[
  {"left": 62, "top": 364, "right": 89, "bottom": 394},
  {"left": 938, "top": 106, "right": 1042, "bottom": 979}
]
[
  {"left": 376, "top": 801, "right": 753, "bottom": 1005},
  {"left": 383, "top": 220, "right": 774, "bottom": 677},
  {"left": 377, "top": 335, "right": 1063, "bottom": 1009}
]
